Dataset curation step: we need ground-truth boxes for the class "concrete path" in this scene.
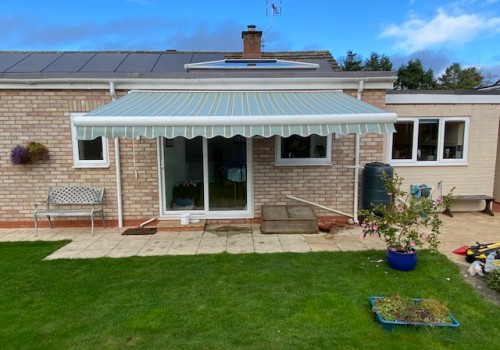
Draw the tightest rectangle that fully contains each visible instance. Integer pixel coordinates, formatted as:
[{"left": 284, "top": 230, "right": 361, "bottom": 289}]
[{"left": 0, "top": 213, "right": 498, "bottom": 265}]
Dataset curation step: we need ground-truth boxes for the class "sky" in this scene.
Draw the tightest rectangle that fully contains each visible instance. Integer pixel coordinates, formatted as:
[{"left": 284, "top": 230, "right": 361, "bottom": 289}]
[{"left": 1, "top": 0, "right": 499, "bottom": 82}]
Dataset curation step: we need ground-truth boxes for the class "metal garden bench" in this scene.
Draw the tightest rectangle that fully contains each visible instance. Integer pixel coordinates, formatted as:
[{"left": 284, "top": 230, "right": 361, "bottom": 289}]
[{"left": 34, "top": 185, "right": 105, "bottom": 236}]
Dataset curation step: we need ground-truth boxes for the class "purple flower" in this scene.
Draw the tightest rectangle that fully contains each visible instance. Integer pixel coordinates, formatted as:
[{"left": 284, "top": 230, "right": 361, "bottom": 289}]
[{"left": 10, "top": 145, "right": 31, "bottom": 165}]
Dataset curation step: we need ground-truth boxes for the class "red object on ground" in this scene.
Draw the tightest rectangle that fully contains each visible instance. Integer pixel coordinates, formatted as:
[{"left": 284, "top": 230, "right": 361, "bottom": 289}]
[{"left": 452, "top": 245, "right": 469, "bottom": 255}]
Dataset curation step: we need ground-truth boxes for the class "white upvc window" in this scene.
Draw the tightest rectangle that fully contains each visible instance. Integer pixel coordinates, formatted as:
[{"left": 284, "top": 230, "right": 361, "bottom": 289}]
[
  {"left": 275, "top": 134, "right": 332, "bottom": 166},
  {"left": 70, "top": 113, "right": 109, "bottom": 168},
  {"left": 389, "top": 117, "right": 469, "bottom": 166}
]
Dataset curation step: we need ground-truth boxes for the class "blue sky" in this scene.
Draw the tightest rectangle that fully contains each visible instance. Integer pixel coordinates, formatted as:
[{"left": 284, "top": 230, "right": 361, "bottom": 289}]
[{"left": 2, "top": 0, "right": 499, "bottom": 81}]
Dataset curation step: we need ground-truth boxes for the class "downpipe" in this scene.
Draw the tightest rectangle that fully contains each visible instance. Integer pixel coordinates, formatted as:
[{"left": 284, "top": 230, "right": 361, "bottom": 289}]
[{"left": 110, "top": 81, "right": 123, "bottom": 228}]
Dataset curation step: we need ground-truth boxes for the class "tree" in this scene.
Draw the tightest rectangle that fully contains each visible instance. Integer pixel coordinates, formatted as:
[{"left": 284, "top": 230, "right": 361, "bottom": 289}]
[
  {"left": 339, "top": 50, "right": 363, "bottom": 71},
  {"left": 396, "top": 59, "right": 436, "bottom": 90},
  {"left": 363, "top": 52, "right": 394, "bottom": 71},
  {"left": 438, "top": 62, "right": 483, "bottom": 89}
]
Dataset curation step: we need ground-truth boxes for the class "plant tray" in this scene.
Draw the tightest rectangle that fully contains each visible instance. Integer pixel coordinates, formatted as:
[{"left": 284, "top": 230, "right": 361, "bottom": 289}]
[{"left": 369, "top": 296, "right": 460, "bottom": 331}]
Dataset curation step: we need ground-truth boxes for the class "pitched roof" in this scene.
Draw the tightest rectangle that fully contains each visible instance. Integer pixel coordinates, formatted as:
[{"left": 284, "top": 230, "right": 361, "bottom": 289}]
[{"left": 0, "top": 50, "right": 340, "bottom": 79}]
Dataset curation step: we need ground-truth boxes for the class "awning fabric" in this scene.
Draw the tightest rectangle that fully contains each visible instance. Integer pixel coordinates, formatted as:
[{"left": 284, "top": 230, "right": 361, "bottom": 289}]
[{"left": 74, "top": 90, "right": 397, "bottom": 139}]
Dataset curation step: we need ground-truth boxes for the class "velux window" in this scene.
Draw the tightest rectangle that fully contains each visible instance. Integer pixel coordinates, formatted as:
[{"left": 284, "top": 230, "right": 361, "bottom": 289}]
[
  {"left": 70, "top": 113, "right": 109, "bottom": 168},
  {"left": 389, "top": 117, "right": 469, "bottom": 165},
  {"left": 275, "top": 134, "right": 332, "bottom": 166}
]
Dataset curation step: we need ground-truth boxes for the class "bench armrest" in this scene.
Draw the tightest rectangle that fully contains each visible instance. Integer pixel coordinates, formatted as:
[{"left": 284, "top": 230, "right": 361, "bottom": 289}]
[{"left": 33, "top": 201, "right": 48, "bottom": 209}]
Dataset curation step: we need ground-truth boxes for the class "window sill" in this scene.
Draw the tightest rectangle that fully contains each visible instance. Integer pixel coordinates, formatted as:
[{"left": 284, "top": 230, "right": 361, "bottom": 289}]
[
  {"left": 275, "top": 160, "right": 332, "bottom": 166},
  {"left": 389, "top": 161, "right": 468, "bottom": 167},
  {"left": 73, "top": 164, "right": 110, "bottom": 169}
]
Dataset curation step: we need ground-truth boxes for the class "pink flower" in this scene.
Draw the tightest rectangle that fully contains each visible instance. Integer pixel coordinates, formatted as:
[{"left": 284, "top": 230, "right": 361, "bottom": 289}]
[{"left": 420, "top": 232, "right": 429, "bottom": 241}]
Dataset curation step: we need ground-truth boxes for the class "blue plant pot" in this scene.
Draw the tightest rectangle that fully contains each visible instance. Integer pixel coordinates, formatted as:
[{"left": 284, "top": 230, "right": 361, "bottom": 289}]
[{"left": 386, "top": 249, "right": 417, "bottom": 271}]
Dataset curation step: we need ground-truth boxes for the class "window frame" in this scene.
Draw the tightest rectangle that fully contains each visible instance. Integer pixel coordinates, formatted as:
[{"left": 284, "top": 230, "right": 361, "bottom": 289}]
[
  {"left": 388, "top": 117, "right": 469, "bottom": 166},
  {"left": 275, "top": 134, "right": 332, "bottom": 166},
  {"left": 70, "top": 113, "right": 109, "bottom": 168}
]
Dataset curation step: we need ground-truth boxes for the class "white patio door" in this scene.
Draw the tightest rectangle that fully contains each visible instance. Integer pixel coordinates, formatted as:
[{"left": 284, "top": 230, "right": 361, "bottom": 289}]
[{"left": 160, "top": 136, "right": 252, "bottom": 218}]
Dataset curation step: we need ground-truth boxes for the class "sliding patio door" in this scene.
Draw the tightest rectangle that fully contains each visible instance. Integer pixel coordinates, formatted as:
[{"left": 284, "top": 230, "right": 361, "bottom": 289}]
[{"left": 160, "top": 136, "right": 251, "bottom": 218}]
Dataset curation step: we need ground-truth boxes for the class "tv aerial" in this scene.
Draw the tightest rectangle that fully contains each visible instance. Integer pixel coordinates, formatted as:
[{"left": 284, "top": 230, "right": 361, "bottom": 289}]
[
  {"left": 264, "top": 0, "right": 282, "bottom": 46},
  {"left": 266, "top": 0, "right": 282, "bottom": 17}
]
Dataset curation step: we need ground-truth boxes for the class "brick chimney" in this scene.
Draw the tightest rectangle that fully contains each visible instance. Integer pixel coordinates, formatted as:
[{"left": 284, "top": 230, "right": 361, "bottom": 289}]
[{"left": 242, "top": 25, "right": 262, "bottom": 59}]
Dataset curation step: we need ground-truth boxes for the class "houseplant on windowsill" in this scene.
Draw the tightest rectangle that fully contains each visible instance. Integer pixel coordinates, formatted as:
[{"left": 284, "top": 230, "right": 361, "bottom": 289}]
[{"left": 360, "top": 172, "right": 446, "bottom": 271}]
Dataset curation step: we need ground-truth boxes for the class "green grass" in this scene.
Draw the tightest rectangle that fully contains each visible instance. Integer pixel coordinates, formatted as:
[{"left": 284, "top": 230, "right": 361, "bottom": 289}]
[{"left": 1, "top": 241, "right": 499, "bottom": 350}]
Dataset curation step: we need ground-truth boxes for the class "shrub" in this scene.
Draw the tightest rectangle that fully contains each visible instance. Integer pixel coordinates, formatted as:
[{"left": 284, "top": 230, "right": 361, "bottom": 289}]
[{"left": 486, "top": 270, "right": 500, "bottom": 293}]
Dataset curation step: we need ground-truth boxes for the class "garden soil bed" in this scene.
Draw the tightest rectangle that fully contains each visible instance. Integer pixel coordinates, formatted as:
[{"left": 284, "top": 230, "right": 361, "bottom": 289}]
[{"left": 459, "top": 265, "right": 500, "bottom": 306}]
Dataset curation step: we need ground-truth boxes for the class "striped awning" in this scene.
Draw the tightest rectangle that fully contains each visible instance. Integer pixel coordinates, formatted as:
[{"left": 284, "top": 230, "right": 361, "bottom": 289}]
[{"left": 74, "top": 90, "right": 397, "bottom": 139}]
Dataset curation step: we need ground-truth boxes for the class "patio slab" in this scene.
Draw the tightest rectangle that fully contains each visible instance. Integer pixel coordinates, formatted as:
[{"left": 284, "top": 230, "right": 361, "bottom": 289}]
[{"left": 0, "top": 212, "right": 497, "bottom": 265}]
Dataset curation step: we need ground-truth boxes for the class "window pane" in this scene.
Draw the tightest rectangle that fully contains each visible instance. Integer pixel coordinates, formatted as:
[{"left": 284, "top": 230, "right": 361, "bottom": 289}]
[
  {"left": 417, "top": 119, "right": 439, "bottom": 161},
  {"left": 78, "top": 137, "right": 103, "bottom": 160},
  {"left": 392, "top": 121, "right": 414, "bottom": 159},
  {"left": 443, "top": 121, "right": 465, "bottom": 159},
  {"left": 281, "top": 135, "right": 326, "bottom": 159},
  {"left": 164, "top": 137, "right": 204, "bottom": 211},
  {"left": 208, "top": 136, "right": 247, "bottom": 211}
]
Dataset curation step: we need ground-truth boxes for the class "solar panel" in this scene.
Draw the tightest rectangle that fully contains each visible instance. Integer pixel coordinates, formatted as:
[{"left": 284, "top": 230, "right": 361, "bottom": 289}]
[
  {"left": 7, "top": 53, "right": 62, "bottom": 73},
  {"left": 0, "top": 53, "right": 30, "bottom": 72},
  {"left": 115, "top": 53, "right": 160, "bottom": 72},
  {"left": 190, "top": 53, "right": 225, "bottom": 63},
  {"left": 43, "top": 53, "right": 95, "bottom": 72},
  {"left": 152, "top": 54, "right": 193, "bottom": 72},
  {"left": 79, "top": 53, "right": 128, "bottom": 72}
]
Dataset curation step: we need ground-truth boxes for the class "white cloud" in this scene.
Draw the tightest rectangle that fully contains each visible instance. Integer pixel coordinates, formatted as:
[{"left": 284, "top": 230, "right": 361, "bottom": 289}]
[{"left": 379, "top": 7, "right": 500, "bottom": 53}]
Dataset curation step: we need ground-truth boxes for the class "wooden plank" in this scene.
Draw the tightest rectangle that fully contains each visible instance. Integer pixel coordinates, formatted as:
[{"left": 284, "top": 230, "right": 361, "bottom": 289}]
[{"left": 261, "top": 205, "right": 317, "bottom": 234}]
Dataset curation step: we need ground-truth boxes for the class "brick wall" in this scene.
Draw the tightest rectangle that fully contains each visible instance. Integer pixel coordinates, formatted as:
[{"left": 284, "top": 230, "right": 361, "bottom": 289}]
[
  {"left": 252, "top": 90, "right": 387, "bottom": 217},
  {"left": 0, "top": 88, "right": 388, "bottom": 226},
  {"left": 0, "top": 89, "right": 159, "bottom": 227}
]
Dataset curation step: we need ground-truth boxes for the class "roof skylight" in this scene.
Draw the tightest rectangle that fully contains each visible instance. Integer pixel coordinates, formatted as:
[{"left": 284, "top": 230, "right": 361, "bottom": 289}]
[{"left": 185, "top": 59, "right": 319, "bottom": 71}]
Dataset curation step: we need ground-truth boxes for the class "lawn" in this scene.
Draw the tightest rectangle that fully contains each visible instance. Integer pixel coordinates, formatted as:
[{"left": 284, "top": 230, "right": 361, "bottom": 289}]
[{"left": 1, "top": 241, "right": 499, "bottom": 350}]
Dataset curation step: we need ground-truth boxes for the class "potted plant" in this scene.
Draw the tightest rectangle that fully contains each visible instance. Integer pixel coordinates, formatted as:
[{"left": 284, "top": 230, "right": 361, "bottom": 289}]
[{"left": 360, "top": 172, "right": 447, "bottom": 271}]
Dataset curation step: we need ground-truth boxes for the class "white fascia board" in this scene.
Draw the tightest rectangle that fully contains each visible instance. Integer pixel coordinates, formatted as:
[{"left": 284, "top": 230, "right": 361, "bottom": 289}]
[
  {"left": 387, "top": 93, "right": 500, "bottom": 104},
  {"left": 0, "top": 76, "right": 396, "bottom": 91}
]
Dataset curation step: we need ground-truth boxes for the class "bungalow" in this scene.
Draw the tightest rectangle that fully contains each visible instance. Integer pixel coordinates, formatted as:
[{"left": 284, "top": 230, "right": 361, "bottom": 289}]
[{"left": 0, "top": 26, "right": 399, "bottom": 228}]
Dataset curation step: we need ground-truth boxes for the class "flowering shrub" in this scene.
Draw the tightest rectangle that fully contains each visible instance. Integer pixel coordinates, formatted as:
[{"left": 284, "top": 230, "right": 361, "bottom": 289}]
[{"left": 360, "top": 172, "right": 446, "bottom": 254}]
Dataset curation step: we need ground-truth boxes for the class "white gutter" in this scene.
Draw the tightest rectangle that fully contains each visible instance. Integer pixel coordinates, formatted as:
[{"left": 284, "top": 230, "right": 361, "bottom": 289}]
[
  {"left": 109, "top": 81, "right": 124, "bottom": 228},
  {"left": 352, "top": 80, "right": 365, "bottom": 224},
  {"left": 0, "top": 76, "right": 397, "bottom": 91}
]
